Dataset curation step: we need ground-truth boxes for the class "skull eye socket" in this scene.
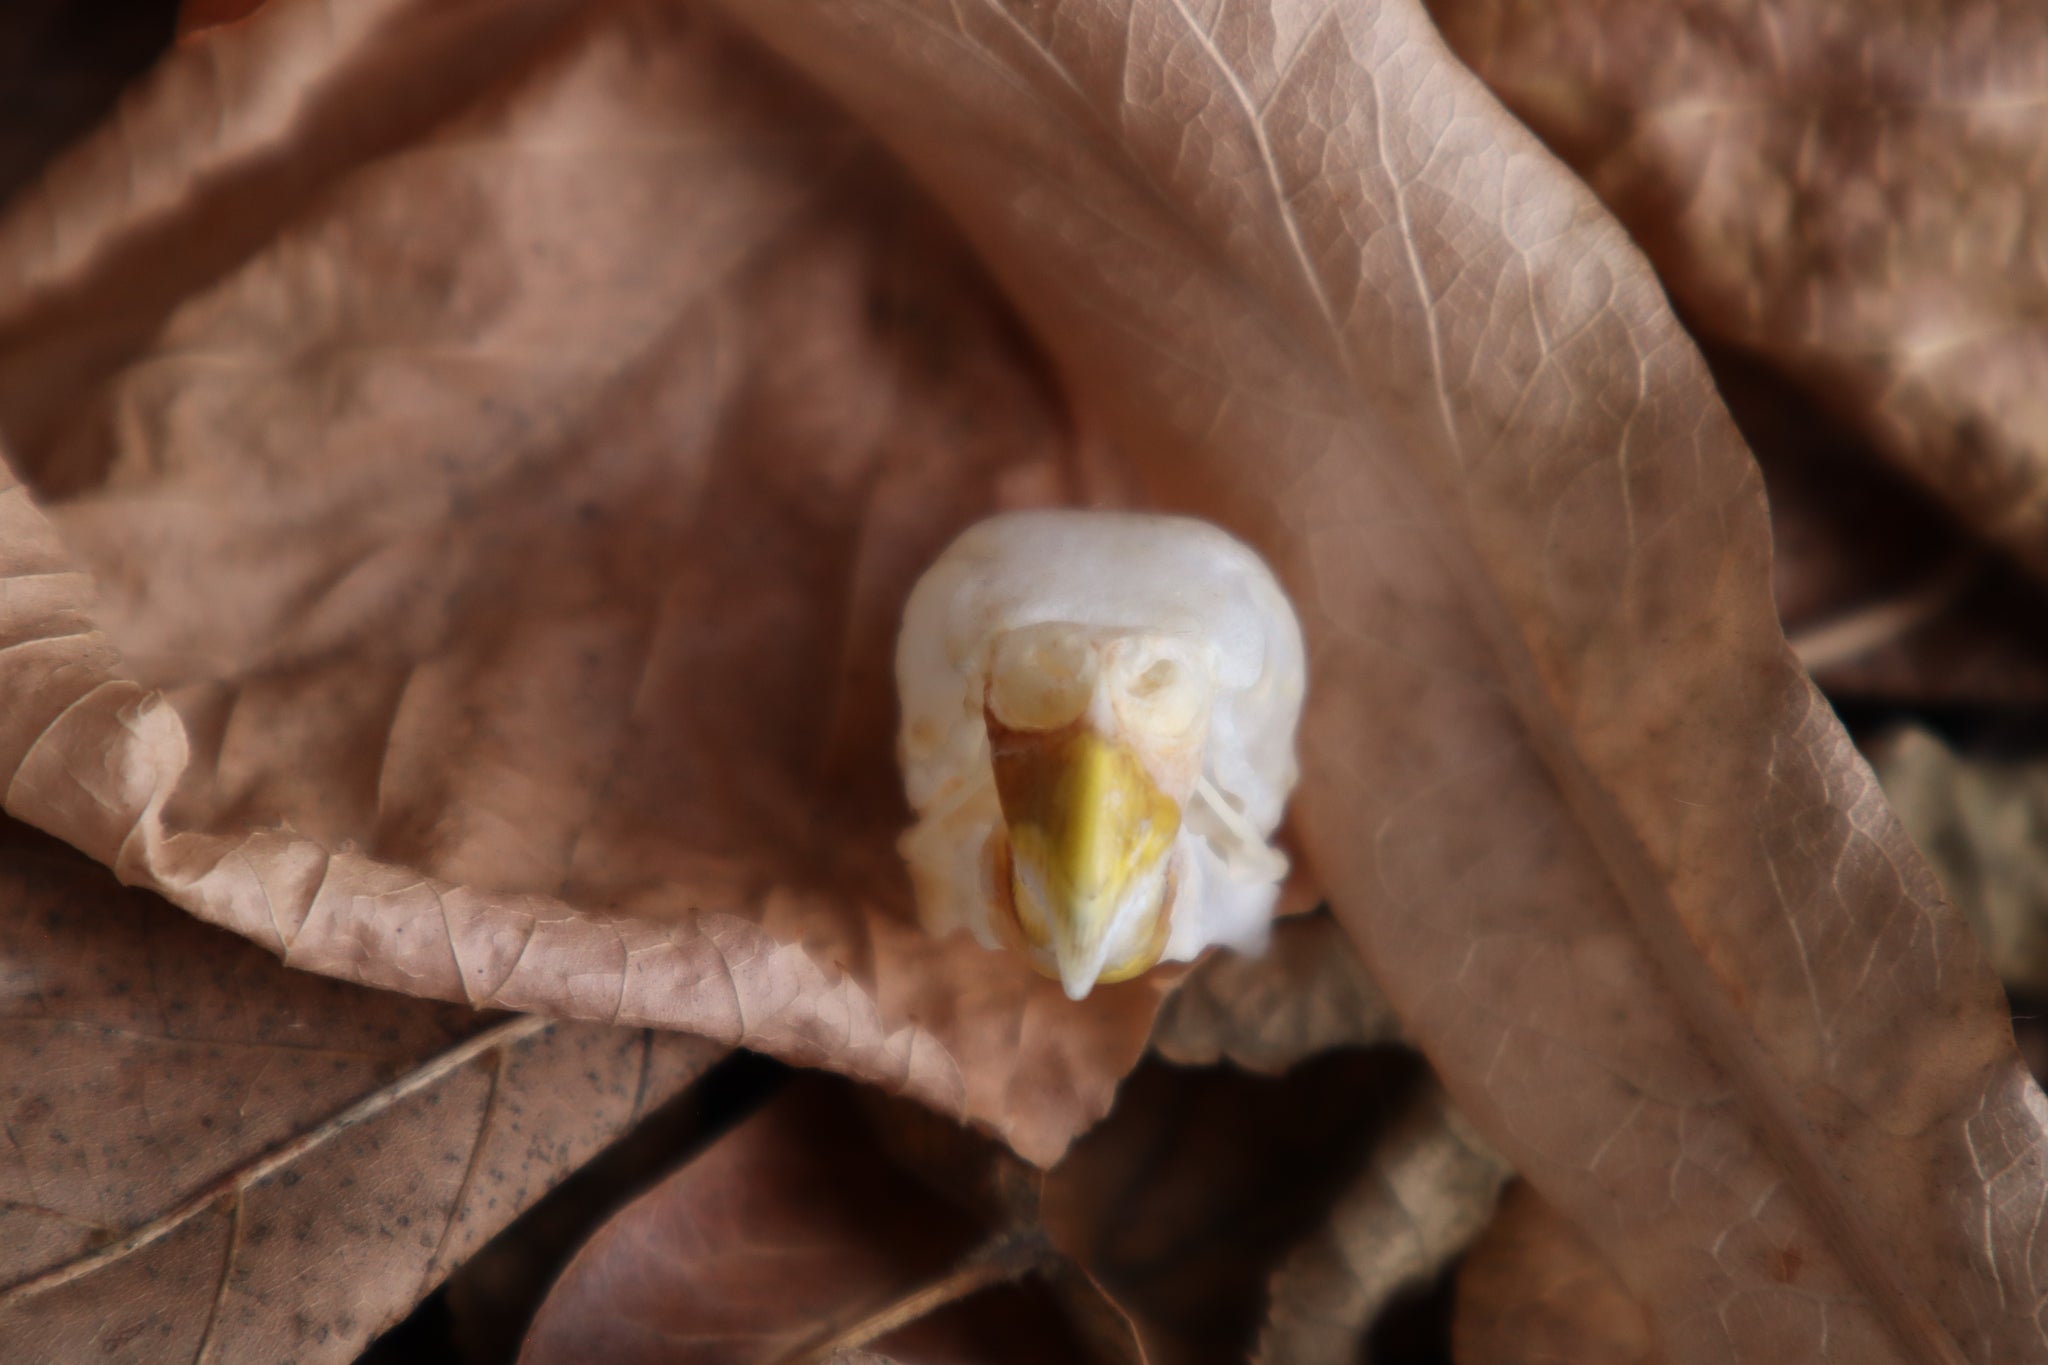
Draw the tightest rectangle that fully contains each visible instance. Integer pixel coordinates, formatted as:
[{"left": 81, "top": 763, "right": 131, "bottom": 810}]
[
  {"left": 986, "top": 625, "right": 1094, "bottom": 730},
  {"left": 1132, "top": 658, "right": 1180, "bottom": 697},
  {"left": 1114, "top": 645, "right": 1207, "bottom": 739}
]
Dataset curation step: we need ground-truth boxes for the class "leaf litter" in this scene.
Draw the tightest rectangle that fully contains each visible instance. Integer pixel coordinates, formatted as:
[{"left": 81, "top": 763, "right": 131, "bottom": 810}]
[{"left": 1, "top": 0, "right": 2047, "bottom": 1361}]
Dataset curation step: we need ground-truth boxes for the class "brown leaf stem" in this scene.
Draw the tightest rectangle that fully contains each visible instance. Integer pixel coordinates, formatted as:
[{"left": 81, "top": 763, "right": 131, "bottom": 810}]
[
  {"left": 1787, "top": 556, "right": 1984, "bottom": 674},
  {"left": 772, "top": 1229, "right": 1056, "bottom": 1365}
]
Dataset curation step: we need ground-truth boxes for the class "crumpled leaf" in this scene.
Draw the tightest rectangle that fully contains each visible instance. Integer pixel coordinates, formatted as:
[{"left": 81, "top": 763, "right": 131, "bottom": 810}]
[
  {"left": 517, "top": 1078, "right": 1094, "bottom": 1365},
  {"left": 1255, "top": 1078, "right": 1512, "bottom": 1365},
  {"left": 0, "top": 0, "right": 1167, "bottom": 1166},
  {"left": 0, "top": 818, "right": 722, "bottom": 1365},
  {"left": 1454, "top": 1183, "right": 1663, "bottom": 1365},
  {"left": 1150, "top": 909, "right": 1400, "bottom": 1074},
  {"left": 1870, "top": 726, "right": 2048, "bottom": 996},
  {"left": 716, "top": 2, "right": 2048, "bottom": 1360},
  {"left": 1430, "top": 0, "right": 2048, "bottom": 582}
]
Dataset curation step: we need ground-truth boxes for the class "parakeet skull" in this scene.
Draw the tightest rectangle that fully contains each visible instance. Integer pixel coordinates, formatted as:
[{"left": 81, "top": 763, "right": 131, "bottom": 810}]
[{"left": 896, "top": 511, "right": 1305, "bottom": 999}]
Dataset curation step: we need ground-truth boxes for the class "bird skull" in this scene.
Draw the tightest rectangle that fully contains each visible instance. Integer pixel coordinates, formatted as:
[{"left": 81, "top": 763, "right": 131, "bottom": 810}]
[{"left": 894, "top": 509, "right": 1304, "bottom": 1001}]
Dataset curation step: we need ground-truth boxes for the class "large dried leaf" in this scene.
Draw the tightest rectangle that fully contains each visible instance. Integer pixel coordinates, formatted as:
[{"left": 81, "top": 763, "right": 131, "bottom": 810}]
[
  {"left": 1454, "top": 1183, "right": 1662, "bottom": 1365},
  {"left": 518, "top": 1079, "right": 1090, "bottom": 1365},
  {"left": 0, "top": 0, "right": 1167, "bottom": 1166},
  {"left": 1429, "top": 0, "right": 2048, "bottom": 581},
  {"left": 0, "top": 819, "right": 721, "bottom": 1364},
  {"left": 714, "top": 2, "right": 2048, "bottom": 1361}
]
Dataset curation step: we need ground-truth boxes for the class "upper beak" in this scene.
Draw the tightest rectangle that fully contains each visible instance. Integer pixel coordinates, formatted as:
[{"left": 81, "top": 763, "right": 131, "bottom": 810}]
[{"left": 987, "top": 717, "right": 1180, "bottom": 999}]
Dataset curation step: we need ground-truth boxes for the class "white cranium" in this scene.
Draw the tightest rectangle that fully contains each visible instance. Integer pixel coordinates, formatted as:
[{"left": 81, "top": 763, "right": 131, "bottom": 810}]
[{"left": 896, "top": 510, "right": 1306, "bottom": 999}]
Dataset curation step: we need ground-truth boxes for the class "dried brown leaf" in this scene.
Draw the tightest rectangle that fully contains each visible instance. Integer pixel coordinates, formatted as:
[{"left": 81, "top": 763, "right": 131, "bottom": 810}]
[
  {"left": 1454, "top": 1184, "right": 1664, "bottom": 1365},
  {"left": 0, "top": 0, "right": 1163, "bottom": 1166},
  {"left": 1041, "top": 1051, "right": 1426, "bottom": 1365},
  {"left": 1430, "top": 0, "right": 2048, "bottom": 582},
  {"left": 1151, "top": 909, "right": 1399, "bottom": 1074},
  {"left": 719, "top": 3, "right": 2048, "bottom": 1361},
  {"left": 867, "top": 1051, "right": 1485, "bottom": 1365},
  {"left": 1256, "top": 1078, "right": 1513, "bottom": 1365},
  {"left": 517, "top": 1079, "right": 1093, "bottom": 1365},
  {"left": 860, "top": 1050, "right": 1432, "bottom": 1365},
  {"left": 0, "top": 819, "right": 721, "bottom": 1365}
]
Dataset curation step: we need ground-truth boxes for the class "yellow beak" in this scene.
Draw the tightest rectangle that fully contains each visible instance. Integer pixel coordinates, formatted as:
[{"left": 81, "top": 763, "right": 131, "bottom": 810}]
[{"left": 987, "top": 717, "right": 1180, "bottom": 999}]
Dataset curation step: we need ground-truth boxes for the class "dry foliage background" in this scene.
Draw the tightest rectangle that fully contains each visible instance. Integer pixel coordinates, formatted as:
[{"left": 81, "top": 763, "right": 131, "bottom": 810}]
[{"left": 1, "top": 0, "right": 2047, "bottom": 1362}]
